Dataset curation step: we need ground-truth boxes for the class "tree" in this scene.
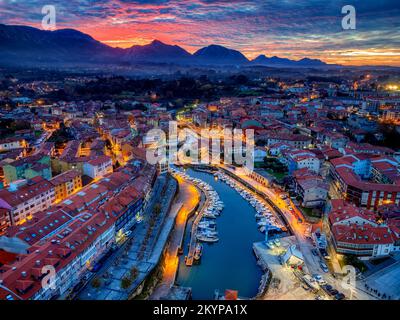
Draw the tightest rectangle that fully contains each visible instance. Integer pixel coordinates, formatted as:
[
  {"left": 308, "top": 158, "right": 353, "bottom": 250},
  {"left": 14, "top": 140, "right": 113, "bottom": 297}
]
[
  {"left": 130, "top": 267, "right": 139, "bottom": 281},
  {"left": 121, "top": 277, "right": 132, "bottom": 289},
  {"left": 153, "top": 203, "right": 162, "bottom": 216},
  {"left": 91, "top": 278, "right": 102, "bottom": 289}
]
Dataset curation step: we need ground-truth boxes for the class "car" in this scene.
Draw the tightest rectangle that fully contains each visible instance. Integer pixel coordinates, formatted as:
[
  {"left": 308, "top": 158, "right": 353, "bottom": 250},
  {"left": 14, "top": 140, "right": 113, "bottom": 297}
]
[
  {"left": 90, "top": 263, "right": 102, "bottom": 273},
  {"left": 329, "top": 289, "right": 339, "bottom": 296},
  {"left": 318, "top": 279, "right": 327, "bottom": 286},
  {"left": 335, "top": 293, "right": 346, "bottom": 300},
  {"left": 311, "top": 249, "right": 319, "bottom": 256},
  {"left": 313, "top": 275, "right": 327, "bottom": 286},
  {"left": 320, "top": 262, "right": 329, "bottom": 273},
  {"left": 125, "top": 230, "right": 132, "bottom": 237},
  {"left": 323, "top": 284, "right": 333, "bottom": 292}
]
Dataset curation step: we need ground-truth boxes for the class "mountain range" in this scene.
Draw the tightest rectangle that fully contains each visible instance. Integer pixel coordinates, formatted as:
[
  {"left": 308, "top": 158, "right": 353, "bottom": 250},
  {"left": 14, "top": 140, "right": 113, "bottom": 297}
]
[{"left": 0, "top": 24, "right": 329, "bottom": 68}]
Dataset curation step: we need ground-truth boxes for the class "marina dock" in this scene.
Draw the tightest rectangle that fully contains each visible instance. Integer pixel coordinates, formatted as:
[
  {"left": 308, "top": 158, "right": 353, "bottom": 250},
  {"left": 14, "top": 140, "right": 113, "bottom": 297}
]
[{"left": 186, "top": 187, "right": 210, "bottom": 266}]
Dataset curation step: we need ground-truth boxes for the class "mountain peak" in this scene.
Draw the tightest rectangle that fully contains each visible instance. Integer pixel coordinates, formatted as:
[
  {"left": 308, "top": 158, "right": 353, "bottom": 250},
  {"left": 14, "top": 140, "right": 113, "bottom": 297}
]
[
  {"left": 193, "top": 44, "right": 249, "bottom": 65},
  {"left": 124, "top": 39, "right": 191, "bottom": 63},
  {"left": 150, "top": 39, "right": 166, "bottom": 46},
  {"left": 251, "top": 54, "right": 327, "bottom": 67}
]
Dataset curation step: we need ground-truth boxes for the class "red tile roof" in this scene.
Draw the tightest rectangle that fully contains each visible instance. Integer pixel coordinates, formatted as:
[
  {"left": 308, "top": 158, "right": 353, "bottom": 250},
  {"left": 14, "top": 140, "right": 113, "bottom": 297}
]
[
  {"left": 87, "top": 155, "right": 112, "bottom": 167},
  {"left": 329, "top": 200, "right": 377, "bottom": 226},
  {"left": 0, "top": 250, "right": 17, "bottom": 266},
  {"left": 0, "top": 177, "right": 54, "bottom": 208},
  {"left": 332, "top": 223, "right": 393, "bottom": 245}
]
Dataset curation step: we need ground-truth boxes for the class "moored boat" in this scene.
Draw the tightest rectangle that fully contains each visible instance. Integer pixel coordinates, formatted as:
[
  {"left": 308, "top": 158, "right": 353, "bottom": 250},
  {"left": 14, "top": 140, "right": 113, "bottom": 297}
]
[
  {"left": 194, "top": 243, "right": 203, "bottom": 262},
  {"left": 196, "top": 234, "right": 219, "bottom": 243}
]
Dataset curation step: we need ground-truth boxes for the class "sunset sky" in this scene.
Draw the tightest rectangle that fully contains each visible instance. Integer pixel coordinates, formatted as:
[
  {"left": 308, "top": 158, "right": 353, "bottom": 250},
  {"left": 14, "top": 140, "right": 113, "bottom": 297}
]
[{"left": 1, "top": 0, "right": 399, "bottom": 66}]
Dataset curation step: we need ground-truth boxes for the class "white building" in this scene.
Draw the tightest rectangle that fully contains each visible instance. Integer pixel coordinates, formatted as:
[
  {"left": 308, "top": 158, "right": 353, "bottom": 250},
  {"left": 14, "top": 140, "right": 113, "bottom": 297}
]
[
  {"left": 0, "top": 138, "right": 27, "bottom": 152},
  {"left": 0, "top": 177, "right": 55, "bottom": 226},
  {"left": 83, "top": 156, "right": 113, "bottom": 180}
]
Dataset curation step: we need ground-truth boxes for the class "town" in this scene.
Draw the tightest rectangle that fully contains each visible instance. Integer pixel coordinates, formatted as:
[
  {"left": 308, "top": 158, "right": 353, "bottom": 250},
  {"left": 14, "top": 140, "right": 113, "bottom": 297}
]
[
  {"left": 0, "top": 67, "right": 399, "bottom": 302},
  {"left": 0, "top": 0, "right": 400, "bottom": 307}
]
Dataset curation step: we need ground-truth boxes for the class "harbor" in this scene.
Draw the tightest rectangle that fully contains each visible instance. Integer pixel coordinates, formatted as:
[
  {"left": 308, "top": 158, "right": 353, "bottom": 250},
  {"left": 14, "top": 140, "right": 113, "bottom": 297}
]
[
  {"left": 170, "top": 167, "right": 224, "bottom": 266},
  {"left": 175, "top": 167, "right": 267, "bottom": 299}
]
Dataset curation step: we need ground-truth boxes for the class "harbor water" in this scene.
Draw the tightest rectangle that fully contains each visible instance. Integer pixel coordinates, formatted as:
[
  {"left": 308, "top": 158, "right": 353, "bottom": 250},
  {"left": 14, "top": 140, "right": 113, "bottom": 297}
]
[{"left": 176, "top": 168, "right": 264, "bottom": 299}]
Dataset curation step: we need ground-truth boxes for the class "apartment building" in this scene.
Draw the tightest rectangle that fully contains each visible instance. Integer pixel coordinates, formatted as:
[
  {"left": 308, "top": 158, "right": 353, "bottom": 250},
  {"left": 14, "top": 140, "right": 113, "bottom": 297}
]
[
  {"left": 0, "top": 137, "right": 28, "bottom": 152},
  {"left": 50, "top": 170, "right": 82, "bottom": 202},
  {"left": 328, "top": 200, "right": 400, "bottom": 259},
  {"left": 83, "top": 156, "right": 113, "bottom": 180},
  {"left": 330, "top": 154, "right": 400, "bottom": 210},
  {"left": 0, "top": 177, "right": 55, "bottom": 228},
  {"left": 2, "top": 154, "right": 51, "bottom": 185},
  {"left": 0, "top": 165, "right": 154, "bottom": 300}
]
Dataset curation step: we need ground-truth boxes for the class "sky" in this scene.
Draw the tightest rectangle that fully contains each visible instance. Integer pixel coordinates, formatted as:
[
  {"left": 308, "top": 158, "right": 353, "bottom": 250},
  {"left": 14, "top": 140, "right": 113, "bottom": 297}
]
[{"left": 0, "top": 0, "right": 400, "bottom": 66}]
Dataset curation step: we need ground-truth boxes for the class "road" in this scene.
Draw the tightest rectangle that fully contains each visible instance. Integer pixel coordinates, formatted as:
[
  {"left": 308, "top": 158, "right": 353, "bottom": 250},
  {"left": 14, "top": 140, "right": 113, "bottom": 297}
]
[
  {"left": 150, "top": 174, "right": 201, "bottom": 299},
  {"left": 219, "top": 165, "right": 374, "bottom": 300}
]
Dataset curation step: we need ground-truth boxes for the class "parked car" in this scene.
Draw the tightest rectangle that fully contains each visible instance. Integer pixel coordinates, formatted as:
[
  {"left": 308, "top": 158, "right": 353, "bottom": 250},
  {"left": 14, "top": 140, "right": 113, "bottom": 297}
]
[
  {"left": 329, "top": 289, "right": 339, "bottom": 296},
  {"left": 312, "top": 249, "right": 319, "bottom": 256},
  {"left": 335, "top": 293, "right": 346, "bottom": 300},
  {"left": 321, "top": 284, "right": 332, "bottom": 294},
  {"left": 313, "top": 274, "right": 327, "bottom": 285},
  {"left": 125, "top": 230, "right": 132, "bottom": 237},
  {"left": 320, "top": 262, "right": 329, "bottom": 273}
]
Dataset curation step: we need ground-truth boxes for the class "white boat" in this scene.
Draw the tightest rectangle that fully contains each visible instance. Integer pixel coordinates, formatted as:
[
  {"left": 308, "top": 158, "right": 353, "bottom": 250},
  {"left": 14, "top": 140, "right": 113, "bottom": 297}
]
[
  {"left": 199, "top": 220, "right": 216, "bottom": 228},
  {"left": 196, "top": 234, "right": 219, "bottom": 243},
  {"left": 203, "top": 212, "right": 217, "bottom": 219},
  {"left": 274, "top": 239, "right": 281, "bottom": 246},
  {"left": 258, "top": 218, "right": 272, "bottom": 226}
]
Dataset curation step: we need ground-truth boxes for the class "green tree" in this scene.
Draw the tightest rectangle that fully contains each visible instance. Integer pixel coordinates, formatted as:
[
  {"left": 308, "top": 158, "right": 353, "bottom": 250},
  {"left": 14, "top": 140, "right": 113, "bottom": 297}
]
[
  {"left": 121, "top": 276, "right": 132, "bottom": 289},
  {"left": 91, "top": 278, "right": 102, "bottom": 289},
  {"left": 130, "top": 267, "right": 139, "bottom": 281},
  {"left": 153, "top": 203, "right": 162, "bottom": 216}
]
